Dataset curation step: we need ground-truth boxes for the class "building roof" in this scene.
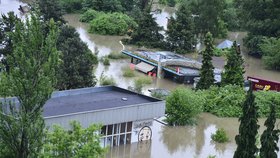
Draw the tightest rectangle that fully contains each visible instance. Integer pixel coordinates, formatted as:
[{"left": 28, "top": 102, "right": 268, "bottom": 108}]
[
  {"left": 217, "top": 40, "right": 233, "bottom": 49},
  {"left": 43, "top": 86, "right": 160, "bottom": 117}
]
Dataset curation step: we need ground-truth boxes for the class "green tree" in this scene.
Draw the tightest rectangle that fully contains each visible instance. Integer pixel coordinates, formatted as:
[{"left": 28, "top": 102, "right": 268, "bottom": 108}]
[
  {"left": 260, "top": 101, "right": 280, "bottom": 158},
  {"left": 259, "top": 37, "right": 280, "bottom": 71},
  {"left": 82, "top": 0, "right": 123, "bottom": 12},
  {"left": 0, "top": 12, "right": 20, "bottom": 71},
  {"left": 89, "top": 12, "right": 137, "bottom": 35},
  {"left": 189, "top": 0, "right": 227, "bottom": 38},
  {"left": 165, "top": 87, "right": 204, "bottom": 125},
  {"left": 221, "top": 41, "right": 244, "bottom": 87},
  {"left": 56, "top": 25, "right": 98, "bottom": 90},
  {"left": 165, "top": 2, "right": 196, "bottom": 54},
  {"left": 234, "top": 84, "right": 259, "bottom": 158},
  {"left": 37, "top": 0, "right": 65, "bottom": 23},
  {"left": 234, "top": 0, "right": 280, "bottom": 56},
  {"left": 42, "top": 121, "right": 106, "bottom": 157},
  {"left": 128, "top": 7, "right": 164, "bottom": 48},
  {"left": 196, "top": 32, "right": 215, "bottom": 90},
  {"left": 0, "top": 14, "right": 59, "bottom": 158}
]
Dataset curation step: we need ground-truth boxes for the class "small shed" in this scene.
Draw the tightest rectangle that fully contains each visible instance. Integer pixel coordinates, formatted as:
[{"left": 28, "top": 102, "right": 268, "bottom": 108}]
[{"left": 217, "top": 40, "right": 233, "bottom": 49}]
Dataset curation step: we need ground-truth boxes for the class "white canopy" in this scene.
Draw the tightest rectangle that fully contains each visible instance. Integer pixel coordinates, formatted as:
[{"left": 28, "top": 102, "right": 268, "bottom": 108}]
[{"left": 135, "top": 62, "right": 155, "bottom": 73}]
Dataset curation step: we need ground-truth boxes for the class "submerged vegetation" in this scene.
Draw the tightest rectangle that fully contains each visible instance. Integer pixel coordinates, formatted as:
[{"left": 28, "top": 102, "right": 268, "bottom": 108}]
[{"left": 211, "top": 128, "right": 229, "bottom": 143}]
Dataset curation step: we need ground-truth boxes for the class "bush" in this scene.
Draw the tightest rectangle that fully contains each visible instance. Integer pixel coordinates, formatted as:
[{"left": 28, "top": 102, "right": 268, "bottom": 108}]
[
  {"left": 130, "top": 76, "right": 152, "bottom": 93},
  {"left": 166, "top": 87, "right": 204, "bottom": 125},
  {"left": 108, "top": 51, "right": 128, "bottom": 59},
  {"left": 211, "top": 128, "right": 229, "bottom": 143},
  {"left": 89, "top": 12, "right": 137, "bottom": 35},
  {"left": 201, "top": 85, "right": 245, "bottom": 117},
  {"left": 80, "top": 9, "right": 103, "bottom": 22},
  {"left": 102, "top": 57, "right": 110, "bottom": 65},
  {"left": 99, "top": 73, "right": 116, "bottom": 86},
  {"left": 200, "top": 85, "right": 280, "bottom": 118},
  {"left": 151, "top": 91, "right": 167, "bottom": 100},
  {"left": 255, "top": 91, "right": 280, "bottom": 118},
  {"left": 122, "top": 67, "right": 135, "bottom": 77}
]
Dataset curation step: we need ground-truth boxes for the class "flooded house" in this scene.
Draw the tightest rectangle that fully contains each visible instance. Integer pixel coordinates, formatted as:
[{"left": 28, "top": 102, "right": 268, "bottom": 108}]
[{"left": 0, "top": 86, "right": 165, "bottom": 147}]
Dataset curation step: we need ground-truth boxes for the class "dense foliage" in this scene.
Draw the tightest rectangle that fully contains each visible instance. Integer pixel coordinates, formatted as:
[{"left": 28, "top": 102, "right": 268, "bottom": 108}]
[
  {"left": 259, "top": 37, "right": 280, "bottom": 71},
  {"left": 166, "top": 88, "right": 204, "bottom": 125},
  {"left": 234, "top": 86, "right": 259, "bottom": 158},
  {"left": 260, "top": 102, "right": 280, "bottom": 158},
  {"left": 60, "top": 0, "right": 83, "bottom": 13},
  {"left": 201, "top": 85, "right": 245, "bottom": 117},
  {"left": 221, "top": 41, "right": 244, "bottom": 87},
  {"left": 0, "top": 14, "right": 59, "bottom": 158},
  {"left": 56, "top": 25, "right": 98, "bottom": 90},
  {"left": 165, "top": 2, "right": 196, "bottom": 54},
  {"left": 0, "top": 12, "right": 19, "bottom": 71},
  {"left": 89, "top": 12, "right": 137, "bottom": 35},
  {"left": 234, "top": 0, "right": 280, "bottom": 57},
  {"left": 189, "top": 0, "right": 227, "bottom": 38},
  {"left": 128, "top": 8, "right": 164, "bottom": 48},
  {"left": 211, "top": 128, "right": 229, "bottom": 143},
  {"left": 42, "top": 121, "right": 105, "bottom": 157},
  {"left": 196, "top": 32, "right": 215, "bottom": 90},
  {"left": 38, "top": 0, "right": 65, "bottom": 23},
  {"left": 80, "top": 9, "right": 103, "bottom": 22}
]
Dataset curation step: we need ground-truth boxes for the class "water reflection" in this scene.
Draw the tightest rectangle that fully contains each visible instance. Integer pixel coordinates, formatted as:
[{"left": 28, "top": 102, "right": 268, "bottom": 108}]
[{"left": 0, "top": 0, "right": 27, "bottom": 16}]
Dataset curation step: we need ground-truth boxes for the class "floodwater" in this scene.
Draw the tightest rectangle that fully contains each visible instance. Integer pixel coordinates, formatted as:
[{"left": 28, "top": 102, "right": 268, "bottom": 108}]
[
  {"left": 107, "top": 113, "right": 280, "bottom": 158},
  {"left": 2, "top": 1, "right": 280, "bottom": 157}
]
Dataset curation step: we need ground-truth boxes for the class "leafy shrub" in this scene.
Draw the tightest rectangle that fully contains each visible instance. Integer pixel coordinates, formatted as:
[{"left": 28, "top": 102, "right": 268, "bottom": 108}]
[
  {"left": 200, "top": 85, "right": 280, "bottom": 118},
  {"left": 130, "top": 76, "right": 152, "bottom": 93},
  {"left": 122, "top": 67, "right": 135, "bottom": 77},
  {"left": 211, "top": 128, "right": 229, "bottom": 143},
  {"left": 108, "top": 51, "right": 128, "bottom": 59},
  {"left": 89, "top": 12, "right": 137, "bottom": 35},
  {"left": 201, "top": 85, "right": 245, "bottom": 117},
  {"left": 166, "top": 87, "right": 204, "bottom": 125},
  {"left": 259, "top": 37, "right": 280, "bottom": 70},
  {"left": 102, "top": 57, "right": 110, "bottom": 65},
  {"left": 80, "top": 9, "right": 103, "bottom": 22},
  {"left": 151, "top": 91, "right": 167, "bottom": 100},
  {"left": 255, "top": 91, "right": 280, "bottom": 117},
  {"left": 99, "top": 73, "right": 116, "bottom": 86}
]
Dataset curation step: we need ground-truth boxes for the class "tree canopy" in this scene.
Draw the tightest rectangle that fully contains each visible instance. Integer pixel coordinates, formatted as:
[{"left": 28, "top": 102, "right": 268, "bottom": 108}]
[
  {"left": 165, "top": 87, "right": 204, "bottom": 125},
  {"left": 165, "top": 2, "right": 196, "bottom": 54},
  {"left": 196, "top": 32, "right": 215, "bottom": 90},
  {"left": 260, "top": 101, "right": 280, "bottom": 158},
  {"left": 234, "top": 0, "right": 280, "bottom": 56},
  {"left": 42, "top": 121, "right": 105, "bottom": 157},
  {"left": 221, "top": 41, "right": 244, "bottom": 87},
  {"left": 189, "top": 0, "right": 227, "bottom": 38},
  {"left": 234, "top": 85, "right": 259, "bottom": 158},
  {"left": 0, "top": 14, "right": 59, "bottom": 158},
  {"left": 56, "top": 25, "right": 98, "bottom": 90}
]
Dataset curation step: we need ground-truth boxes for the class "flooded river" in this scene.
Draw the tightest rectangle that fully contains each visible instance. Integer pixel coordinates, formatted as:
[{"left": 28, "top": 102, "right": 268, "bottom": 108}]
[{"left": 1, "top": 1, "right": 280, "bottom": 157}]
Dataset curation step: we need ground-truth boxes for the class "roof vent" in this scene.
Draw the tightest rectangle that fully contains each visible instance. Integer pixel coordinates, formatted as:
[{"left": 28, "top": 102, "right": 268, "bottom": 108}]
[{"left": 121, "top": 97, "right": 128, "bottom": 101}]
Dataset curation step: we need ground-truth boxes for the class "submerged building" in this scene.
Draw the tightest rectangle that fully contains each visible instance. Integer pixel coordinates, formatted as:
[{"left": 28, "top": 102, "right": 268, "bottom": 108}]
[
  {"left": 122, "top": 50, "right": 221, "bottom": 84},
  {"left": 44, "top": 86, "right": 165, "bottom": 147},
  {"left": 0, "top": 86, "right": 165, "bottom": 147}
]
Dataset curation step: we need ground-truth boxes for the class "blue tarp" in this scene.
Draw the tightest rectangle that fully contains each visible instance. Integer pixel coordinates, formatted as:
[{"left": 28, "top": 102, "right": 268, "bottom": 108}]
[{"left": 217, "top": 40, "right": 233, "bottom": 49}]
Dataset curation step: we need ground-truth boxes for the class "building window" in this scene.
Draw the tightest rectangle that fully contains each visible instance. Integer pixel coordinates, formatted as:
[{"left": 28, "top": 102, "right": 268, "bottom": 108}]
[{"left": 101, "top": 121, "right": 133, "bottom": 147}]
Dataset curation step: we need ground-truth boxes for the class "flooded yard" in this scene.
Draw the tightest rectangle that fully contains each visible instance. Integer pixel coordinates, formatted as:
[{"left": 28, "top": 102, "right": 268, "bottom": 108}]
[{"left": 1, "top": 1, "right": 280, "bottom": 157}]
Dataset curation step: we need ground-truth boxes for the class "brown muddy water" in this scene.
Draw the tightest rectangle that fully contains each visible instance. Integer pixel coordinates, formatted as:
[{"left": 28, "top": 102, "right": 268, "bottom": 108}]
[{"left": 2, "top": 1, "right": 280, "bottom": 157}]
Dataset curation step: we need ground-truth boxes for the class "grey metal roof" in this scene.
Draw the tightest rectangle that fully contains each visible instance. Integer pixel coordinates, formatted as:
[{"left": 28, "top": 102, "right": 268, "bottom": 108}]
[{"left": 43, "top": 86, "right": 160, "bottom": 117}]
